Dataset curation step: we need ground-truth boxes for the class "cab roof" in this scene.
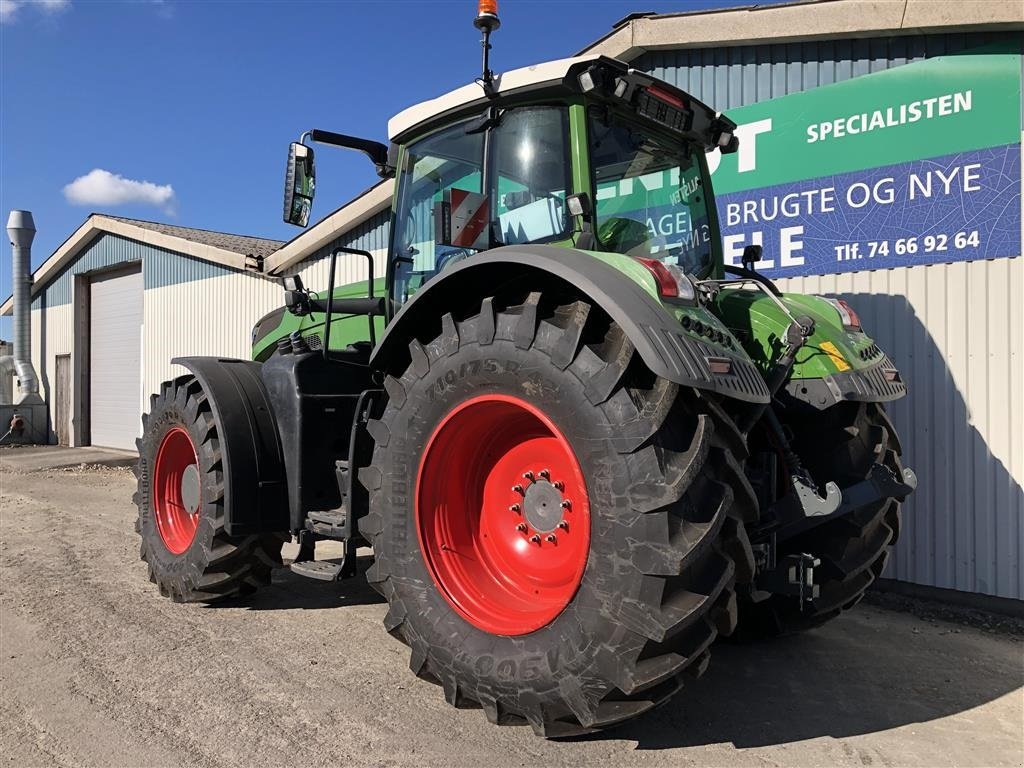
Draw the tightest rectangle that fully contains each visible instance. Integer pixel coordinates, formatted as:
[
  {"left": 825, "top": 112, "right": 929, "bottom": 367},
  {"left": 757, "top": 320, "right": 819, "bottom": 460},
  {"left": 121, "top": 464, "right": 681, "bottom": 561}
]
[{"left": 388, "top": 54, "right": 602, "bottom": 142}]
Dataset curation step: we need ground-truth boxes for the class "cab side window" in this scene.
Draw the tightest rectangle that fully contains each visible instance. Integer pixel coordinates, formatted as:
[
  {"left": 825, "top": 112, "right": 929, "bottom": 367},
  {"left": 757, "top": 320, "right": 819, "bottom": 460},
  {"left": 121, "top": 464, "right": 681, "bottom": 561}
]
[{"left": 493, "top": 107, "right": 571, "bottom": 246}]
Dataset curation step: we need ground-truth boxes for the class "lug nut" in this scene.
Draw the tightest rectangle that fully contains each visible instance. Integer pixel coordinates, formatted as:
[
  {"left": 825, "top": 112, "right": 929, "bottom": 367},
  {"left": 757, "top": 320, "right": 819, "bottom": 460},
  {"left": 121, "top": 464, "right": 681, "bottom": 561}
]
[
  {"left": 510, "top": 503, "right": 521, "bottom": 513},
  {"left": 523, "top": 471, "right": 534, "bottom": 481},
  {"left": 553, "top": 481, "right": 564, "bottom": 491},
  {"left": 560, "top": 500, "right": 571, "bottom": 509},
  {"left": 546, "top": 534, "right": 557, "bottom": 543},
  {"left": 558, "top": 521, "right": 569, "bottom": 530},
  {"left": 512, "top": 484, "right": 524, "bottom": 495},
  {"left": 539, "top": 469, "right": 550, "bottom": 479},
  {"left": 516, "top": 523, "right": 528, "bottom": 532},
  {"left": 530, "top": 534, "right": 541, "bottom": 544}
]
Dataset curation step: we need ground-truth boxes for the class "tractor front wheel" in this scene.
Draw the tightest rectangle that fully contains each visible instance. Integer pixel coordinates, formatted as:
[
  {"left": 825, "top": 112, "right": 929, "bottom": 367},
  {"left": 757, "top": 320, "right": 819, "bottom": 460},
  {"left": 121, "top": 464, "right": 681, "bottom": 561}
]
[
  {"left": 134, "top": 375, "right": 285, "bottom": 602},
  {"left": 360, "top": 294, "right": 756, "bottom": 736}
]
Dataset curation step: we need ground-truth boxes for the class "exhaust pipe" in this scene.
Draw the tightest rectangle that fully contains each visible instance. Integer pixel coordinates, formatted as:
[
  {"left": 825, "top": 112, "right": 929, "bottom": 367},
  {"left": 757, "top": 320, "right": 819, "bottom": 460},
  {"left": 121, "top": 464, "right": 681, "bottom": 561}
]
[{"left": 5, "top": 210, "right": 40, "bottom": 401}]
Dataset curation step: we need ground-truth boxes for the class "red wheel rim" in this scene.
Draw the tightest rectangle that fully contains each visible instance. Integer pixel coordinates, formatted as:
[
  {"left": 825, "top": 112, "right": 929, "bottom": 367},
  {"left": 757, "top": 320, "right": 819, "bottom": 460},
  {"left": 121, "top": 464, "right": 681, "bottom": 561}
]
[
  {"left": 416, "top": 394, "right": 591, "bottom": 636},
  {"left": 152, "top": 426, "right": 201, "bottom": 555}
]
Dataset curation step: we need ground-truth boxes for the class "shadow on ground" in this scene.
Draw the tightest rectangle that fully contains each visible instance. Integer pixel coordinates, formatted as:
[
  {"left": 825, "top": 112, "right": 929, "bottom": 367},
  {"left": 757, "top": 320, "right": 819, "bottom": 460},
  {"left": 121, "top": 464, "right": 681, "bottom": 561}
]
[
  {"left": 569, "top": 609, "right": 1023, "bottom": 750},
  {"left": 207, "top": 554, "right": 385, "bottom": 611}
]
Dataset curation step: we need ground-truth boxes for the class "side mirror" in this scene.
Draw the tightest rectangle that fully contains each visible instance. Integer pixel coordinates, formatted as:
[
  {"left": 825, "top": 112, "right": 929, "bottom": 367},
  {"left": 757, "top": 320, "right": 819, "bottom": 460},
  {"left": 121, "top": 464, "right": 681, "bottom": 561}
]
[
  {"left": 742, "top": 244, "right": 762, "bottom": 271},
  {"left": 283, "top": 141, "right": 316, "bottom": 227}
]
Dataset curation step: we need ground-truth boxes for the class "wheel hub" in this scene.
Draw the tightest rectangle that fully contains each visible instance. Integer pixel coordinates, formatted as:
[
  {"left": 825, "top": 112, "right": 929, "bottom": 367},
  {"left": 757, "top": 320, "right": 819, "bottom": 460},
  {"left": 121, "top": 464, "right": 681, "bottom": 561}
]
[
  {"left": 416, "top": 394, "right": 591, "bottom": 636},
  {"left": 521, "top": 478, "right": 565, "bottom": 533},
  {"left": 181, "top": 464, "right": 201, "bottom": 515},
  {"left": 152, "top": 426, "right": 201, "bottom": 555}
]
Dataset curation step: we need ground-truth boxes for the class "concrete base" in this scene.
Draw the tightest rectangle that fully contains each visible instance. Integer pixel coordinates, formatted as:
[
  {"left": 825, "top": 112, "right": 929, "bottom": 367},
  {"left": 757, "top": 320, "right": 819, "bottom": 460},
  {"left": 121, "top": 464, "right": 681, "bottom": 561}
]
[
  {"left": 0, "top": 444, "right": 136, "bottom": 472},
  {"left": 0, "top": 402, "right": 49, "bottom": 445}
]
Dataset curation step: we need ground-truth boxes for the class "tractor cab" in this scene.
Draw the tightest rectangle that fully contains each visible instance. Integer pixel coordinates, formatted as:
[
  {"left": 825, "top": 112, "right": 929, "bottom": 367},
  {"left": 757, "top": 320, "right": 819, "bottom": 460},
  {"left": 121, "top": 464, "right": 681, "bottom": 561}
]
[
  {"left": 385, "top": 55, "right": 738, "bottom": 308},
  {"left": 276, "top": 54, "right": 738, "bottom": 329}
]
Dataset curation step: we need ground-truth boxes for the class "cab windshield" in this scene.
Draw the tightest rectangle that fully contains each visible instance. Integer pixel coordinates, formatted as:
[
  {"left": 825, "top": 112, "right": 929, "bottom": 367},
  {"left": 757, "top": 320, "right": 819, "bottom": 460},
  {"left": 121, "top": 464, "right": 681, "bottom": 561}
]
[
  {"left": 588, "top": 107, "right": 713, "bottom": 275},
  {"left": 391, "top": 106, "right": 571, "bottom": 305}
]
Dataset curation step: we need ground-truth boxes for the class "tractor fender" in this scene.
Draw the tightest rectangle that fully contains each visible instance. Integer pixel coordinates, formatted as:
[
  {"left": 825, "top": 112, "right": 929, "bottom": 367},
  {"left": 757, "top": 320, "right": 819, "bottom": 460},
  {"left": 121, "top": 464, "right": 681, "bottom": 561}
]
[
  {"left": 170, "top": 357, "right": 289, "bottom": 536},
  {"left": 371, "top": 245, "right": 770, "bottom": 404}
]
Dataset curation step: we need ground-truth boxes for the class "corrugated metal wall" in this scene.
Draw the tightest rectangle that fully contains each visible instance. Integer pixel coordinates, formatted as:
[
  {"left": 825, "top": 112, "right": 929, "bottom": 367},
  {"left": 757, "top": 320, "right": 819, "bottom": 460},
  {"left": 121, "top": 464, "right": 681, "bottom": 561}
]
[
  {"left": 636, "top": 32, "right": 1019, "bottom": 109},
  {"left": 27, "top": 232, "right": 285, "bottom": 446},
  {"left": 32, "top": 232, "right": 237, "bottom": 308},
  {"left": 27, "top": 221, "right": 393, "bottom": 447},
  {"left": 637, "top": 33, "right": 1024, "bottom": 600},
  {"left": 776, "top": 260, "right": 1023, "bottom": 600},
  {"left": 149, "top": 273, "right": 285, "bottom": 404},
  {"left": 291, "top": 210, "right": 390, "bottom": 290}
]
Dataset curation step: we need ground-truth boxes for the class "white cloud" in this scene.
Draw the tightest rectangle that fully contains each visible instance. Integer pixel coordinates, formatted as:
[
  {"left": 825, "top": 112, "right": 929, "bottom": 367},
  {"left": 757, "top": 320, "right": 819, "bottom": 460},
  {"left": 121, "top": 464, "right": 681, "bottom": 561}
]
[
  {"left": 1, "top": 0, "right": 70, "bottom": 23},
  {"left": 0, "top": 1, "right": 22, "bottom": 22},
  {"left": 63, "top": 169, "right": 177, "bottom": 216}
]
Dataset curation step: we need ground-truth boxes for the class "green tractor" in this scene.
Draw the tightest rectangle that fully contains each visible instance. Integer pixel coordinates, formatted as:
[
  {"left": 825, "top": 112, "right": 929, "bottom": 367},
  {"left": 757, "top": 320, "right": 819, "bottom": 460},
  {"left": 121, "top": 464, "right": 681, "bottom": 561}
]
[{"left": 135, "top": 5, "right": 915, "bottom": 737}]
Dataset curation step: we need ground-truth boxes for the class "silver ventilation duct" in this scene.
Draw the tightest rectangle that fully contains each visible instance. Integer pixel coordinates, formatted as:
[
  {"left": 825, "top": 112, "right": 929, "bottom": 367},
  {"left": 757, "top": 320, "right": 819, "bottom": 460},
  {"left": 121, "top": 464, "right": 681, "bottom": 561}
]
[{"left": 5, "top": 210, "right": 41, "bottom": 401}]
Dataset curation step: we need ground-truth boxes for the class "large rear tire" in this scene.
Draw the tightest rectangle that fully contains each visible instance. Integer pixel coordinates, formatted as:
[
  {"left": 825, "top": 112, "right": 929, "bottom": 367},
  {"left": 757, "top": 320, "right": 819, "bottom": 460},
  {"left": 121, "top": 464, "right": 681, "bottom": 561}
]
[
  {"left": 360, "top": 294, "right": 756, "bottom": 736},
  {"left": 134, "top": 375, "right": 285, "bottom": 602},
  {"left": 734, "top": 401, "right": 903, "bottom": 639}
]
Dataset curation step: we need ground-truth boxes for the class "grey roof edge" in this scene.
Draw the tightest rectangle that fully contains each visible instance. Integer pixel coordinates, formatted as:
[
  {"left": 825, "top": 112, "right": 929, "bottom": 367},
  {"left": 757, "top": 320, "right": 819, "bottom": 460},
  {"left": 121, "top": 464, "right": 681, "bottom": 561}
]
[
  {"left": 0, "top": 214, "right": 283, "bottom": 316},
  {"left": 579, "top": 0, "right": 1024, "bottom": 60},
  {"left": 105, "top": 216, "right": 284, "bottom": 261}
]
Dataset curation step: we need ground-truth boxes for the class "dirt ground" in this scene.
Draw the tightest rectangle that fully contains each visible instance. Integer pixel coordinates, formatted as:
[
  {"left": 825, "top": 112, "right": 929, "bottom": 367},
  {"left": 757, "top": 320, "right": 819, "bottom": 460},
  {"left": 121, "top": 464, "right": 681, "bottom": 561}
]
[{"left": 1, "top": 461, "right": 1021, "bottom": 768}]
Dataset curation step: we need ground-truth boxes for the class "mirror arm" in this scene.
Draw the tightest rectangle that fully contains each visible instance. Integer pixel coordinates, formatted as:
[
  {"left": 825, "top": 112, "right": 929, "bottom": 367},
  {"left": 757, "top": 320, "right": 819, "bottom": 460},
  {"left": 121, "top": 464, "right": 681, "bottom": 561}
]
[{"left": 309, "top": 129, "right": 393, "bottom": 177}]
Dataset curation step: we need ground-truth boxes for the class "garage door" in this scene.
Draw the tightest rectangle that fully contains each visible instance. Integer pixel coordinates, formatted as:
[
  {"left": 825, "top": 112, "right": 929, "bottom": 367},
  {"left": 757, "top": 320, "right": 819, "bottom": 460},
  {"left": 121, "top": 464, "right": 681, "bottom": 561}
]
[{"left": 90, "top": 267, "right": 143, "bottom": 450}]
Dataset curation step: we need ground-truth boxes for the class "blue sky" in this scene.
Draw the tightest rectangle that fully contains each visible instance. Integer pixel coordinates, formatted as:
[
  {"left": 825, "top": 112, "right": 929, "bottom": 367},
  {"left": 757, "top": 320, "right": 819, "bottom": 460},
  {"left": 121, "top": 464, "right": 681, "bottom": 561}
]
[{"left": 0, "top": 0, "right": 785, "bottom": 337}]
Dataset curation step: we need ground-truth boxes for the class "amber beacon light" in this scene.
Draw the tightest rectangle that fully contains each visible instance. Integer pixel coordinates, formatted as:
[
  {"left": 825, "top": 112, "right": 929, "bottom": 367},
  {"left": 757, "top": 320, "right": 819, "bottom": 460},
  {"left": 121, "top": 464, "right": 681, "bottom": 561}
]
[{"left": 475, "top": 0, "right": 500, "bottom": 31}]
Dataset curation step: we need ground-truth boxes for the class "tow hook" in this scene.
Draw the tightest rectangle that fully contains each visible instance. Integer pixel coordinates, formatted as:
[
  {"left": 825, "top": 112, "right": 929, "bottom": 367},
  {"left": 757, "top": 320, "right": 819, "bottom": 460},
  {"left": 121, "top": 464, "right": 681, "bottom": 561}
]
[
  {"left": 772, "top": 464, "right": 917, "bottom": 541},
  {"left": 758, "top": 553, "right": 821, "bottom": 609}
]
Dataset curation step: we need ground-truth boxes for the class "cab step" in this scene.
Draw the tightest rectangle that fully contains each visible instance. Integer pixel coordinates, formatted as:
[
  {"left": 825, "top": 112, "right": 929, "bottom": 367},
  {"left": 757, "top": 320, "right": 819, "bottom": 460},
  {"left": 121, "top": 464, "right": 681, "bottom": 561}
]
[
  {"left": 307, "top": 508, "right": 347, "bottom": 538},
  {"left": 289, "top": 559, "right": 346, "bottom": 582}
]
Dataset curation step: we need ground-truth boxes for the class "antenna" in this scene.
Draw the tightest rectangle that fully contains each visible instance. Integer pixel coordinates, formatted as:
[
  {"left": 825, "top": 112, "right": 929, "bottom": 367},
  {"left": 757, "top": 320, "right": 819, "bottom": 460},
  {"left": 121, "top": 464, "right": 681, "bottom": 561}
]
[{"left": 474, "top": 0, "right": 500, "bottom": 89}]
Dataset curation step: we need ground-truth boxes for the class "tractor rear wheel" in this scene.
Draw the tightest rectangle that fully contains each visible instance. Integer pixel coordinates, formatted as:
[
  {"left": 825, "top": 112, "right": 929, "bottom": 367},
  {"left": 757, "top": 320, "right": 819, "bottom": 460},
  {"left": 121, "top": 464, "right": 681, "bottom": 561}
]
[
  {"left": 134, "top": 375, "right": 285, "bottom": 602},
  {"left": 360, "top": 294, "right": 756, "bottom": 736},
  {"left": 734, "top": 401, "right": 903, "bottom": 639}
]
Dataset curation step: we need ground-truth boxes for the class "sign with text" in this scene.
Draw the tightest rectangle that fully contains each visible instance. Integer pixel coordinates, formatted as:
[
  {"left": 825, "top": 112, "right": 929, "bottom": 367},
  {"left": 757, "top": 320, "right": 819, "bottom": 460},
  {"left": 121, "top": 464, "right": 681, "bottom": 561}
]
[{"left": 707, "top": 47, "right": 1022, "bottom": 278}]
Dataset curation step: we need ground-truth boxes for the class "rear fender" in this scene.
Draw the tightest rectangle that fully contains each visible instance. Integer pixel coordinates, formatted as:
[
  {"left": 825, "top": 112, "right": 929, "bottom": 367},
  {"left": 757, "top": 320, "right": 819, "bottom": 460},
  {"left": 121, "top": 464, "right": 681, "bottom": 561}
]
[
  {"left": 170, "top": 357, "right": 289, "bottom": 535},
  {"left": 371, "top": 245, "right": 771, "bottom": 404}
]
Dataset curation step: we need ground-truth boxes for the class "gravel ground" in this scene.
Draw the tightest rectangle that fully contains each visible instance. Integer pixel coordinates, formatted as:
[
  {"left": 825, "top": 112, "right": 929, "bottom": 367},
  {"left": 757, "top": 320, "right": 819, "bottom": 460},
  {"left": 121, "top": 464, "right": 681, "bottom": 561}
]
[{"left": 1, "top": 463, "right": 1022, "bottom": 767}]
